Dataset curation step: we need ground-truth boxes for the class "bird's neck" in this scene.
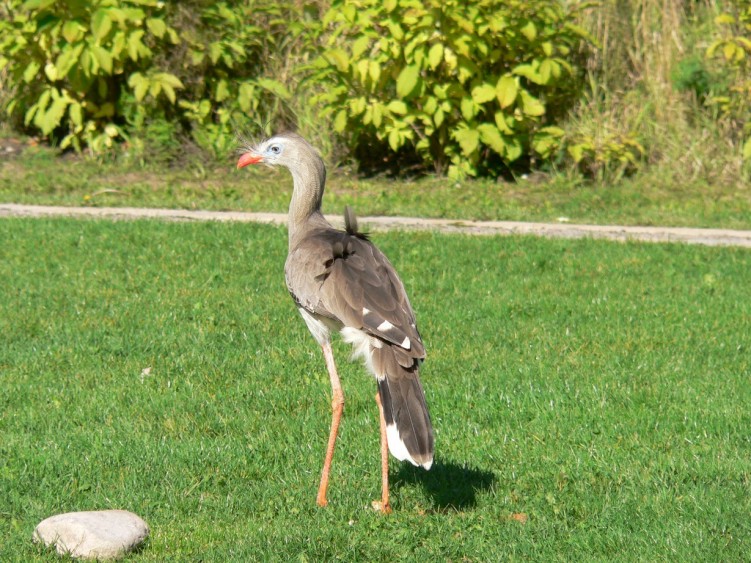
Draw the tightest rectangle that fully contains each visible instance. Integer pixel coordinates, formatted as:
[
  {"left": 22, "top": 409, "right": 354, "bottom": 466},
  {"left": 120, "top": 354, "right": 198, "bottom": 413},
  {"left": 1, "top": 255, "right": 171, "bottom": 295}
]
[{"left": 287, "top": 155, "right": 329, "bottom": 250}]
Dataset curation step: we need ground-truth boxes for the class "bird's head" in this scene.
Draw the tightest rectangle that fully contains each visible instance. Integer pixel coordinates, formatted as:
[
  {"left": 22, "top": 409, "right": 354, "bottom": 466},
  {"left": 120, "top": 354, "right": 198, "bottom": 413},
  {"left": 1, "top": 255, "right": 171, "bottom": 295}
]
[{"left": 236, "top": 132, "right": 319, "bottom": 171}]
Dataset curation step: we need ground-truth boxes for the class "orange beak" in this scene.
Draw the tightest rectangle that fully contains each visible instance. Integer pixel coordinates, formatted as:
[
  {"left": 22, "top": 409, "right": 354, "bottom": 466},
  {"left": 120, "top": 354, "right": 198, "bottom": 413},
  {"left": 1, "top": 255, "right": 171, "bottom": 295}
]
[{"left": 237, "top": 152, "right": 263, "bottom": 169}]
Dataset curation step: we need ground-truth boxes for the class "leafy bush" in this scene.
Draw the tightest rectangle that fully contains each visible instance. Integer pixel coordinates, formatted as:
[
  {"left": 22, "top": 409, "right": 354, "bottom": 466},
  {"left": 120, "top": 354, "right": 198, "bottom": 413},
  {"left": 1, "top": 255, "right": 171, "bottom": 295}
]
[
  {"left": 0, "top": 0, "right": 308, "bottom": 159},
  {"left": 559, "top": 81, "right": 647, "bottom": 182},
  {"left": 164, "top": 1, "right": 307, "bottom": 159},
  {"left": 706, "top": 1, "right": 751, "bottom": 161},
  {"left": 671, "top": 55, "right": 715, "bottom": 102},
  {"left": 308, "top": 0, "right": 593, "bottom": 177},
  {"left": 0, "top": 0, "right": 182, "bottom": 152}
]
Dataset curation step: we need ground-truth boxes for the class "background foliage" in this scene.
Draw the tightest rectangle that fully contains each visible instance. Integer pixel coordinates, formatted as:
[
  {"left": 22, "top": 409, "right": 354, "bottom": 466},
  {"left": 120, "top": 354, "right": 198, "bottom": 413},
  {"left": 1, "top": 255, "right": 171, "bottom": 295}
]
[
  {"left": 706, "top": 0, "right": 751, "bottom": 160},
  {"left": 0, "top": 0, "right": 749, "bottom": 179},
  {"left": 309, "top": 0, "right": 591, "bottom": 178}
]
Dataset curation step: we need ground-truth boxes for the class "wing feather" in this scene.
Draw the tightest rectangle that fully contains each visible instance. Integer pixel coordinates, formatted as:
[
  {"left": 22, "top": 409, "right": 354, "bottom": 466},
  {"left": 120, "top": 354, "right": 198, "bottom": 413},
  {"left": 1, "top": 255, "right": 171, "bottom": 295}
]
[{"left": 285, "top": 227, "right": 424, "bottom": 358}]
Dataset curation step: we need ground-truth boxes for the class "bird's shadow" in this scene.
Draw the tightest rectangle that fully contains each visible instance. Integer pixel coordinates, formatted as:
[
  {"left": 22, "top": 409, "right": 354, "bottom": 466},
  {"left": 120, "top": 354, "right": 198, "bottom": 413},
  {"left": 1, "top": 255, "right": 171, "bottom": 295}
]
[{"left": 392, "top": 458, "right": 496, "bottom": 511}]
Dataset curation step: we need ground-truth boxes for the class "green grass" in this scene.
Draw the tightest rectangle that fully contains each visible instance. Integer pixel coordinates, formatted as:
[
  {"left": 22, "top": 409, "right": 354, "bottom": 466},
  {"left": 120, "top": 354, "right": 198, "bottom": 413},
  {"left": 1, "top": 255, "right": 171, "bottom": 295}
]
[
  {"left": 2, "top": 143, "right": 751, "bottom": 229},
  {"left": 1, "top": 217, "right": 750, "bottom": 560}
]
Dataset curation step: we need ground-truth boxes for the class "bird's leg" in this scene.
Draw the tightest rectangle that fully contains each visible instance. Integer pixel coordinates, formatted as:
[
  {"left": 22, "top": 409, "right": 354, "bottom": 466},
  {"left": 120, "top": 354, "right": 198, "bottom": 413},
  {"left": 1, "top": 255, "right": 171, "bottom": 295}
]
[
  {"left": 316, "top": 340, "right": 344, "bottom": 507},
  {"left": 374, "top": 392, "right": 392, "bottom": 514}
]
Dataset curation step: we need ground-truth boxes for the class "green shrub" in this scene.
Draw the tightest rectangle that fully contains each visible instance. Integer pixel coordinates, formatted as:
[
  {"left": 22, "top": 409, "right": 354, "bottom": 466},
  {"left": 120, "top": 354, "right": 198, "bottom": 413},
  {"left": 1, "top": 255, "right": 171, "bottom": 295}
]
[
  {"left": 308, "top": 0, "right": 593, "bottom": 177},
  {"left": 0, "top": 0, "right": 307, "bottom": 158},
  {"left": 707, "top": 1, "right": 751, "bottom": 161},
  {"left": 0, "top": 0, "right": 182, "bottom": 152},
  {"left": 166, "top": 1, "right": 305, "bottom": 159},
  {"left": 671, "top": 55, "right": 715, "bottom": 102}
]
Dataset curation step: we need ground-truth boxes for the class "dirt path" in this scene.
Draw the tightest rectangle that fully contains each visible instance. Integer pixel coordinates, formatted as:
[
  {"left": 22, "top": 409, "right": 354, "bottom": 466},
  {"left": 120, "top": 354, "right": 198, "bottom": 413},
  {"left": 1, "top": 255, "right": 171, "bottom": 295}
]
[{"left": 2, "top": 203, "right": 751, "bottom": 248}]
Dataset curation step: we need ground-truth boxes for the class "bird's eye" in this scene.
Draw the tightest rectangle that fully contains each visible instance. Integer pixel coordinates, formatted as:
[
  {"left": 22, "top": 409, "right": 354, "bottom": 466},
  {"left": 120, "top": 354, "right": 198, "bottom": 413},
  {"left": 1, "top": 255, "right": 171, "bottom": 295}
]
[{"left": 269, "top": 144, "right": 281, "bottom": 154}]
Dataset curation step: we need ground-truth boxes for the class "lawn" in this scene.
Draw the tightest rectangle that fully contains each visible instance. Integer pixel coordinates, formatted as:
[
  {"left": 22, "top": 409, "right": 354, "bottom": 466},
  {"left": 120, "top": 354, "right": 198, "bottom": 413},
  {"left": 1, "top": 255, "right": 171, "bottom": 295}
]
[
  {"left": 2, "top": 143, "right": 751, "bottom": 230},
  {"left": 1, "top": 217, "right": 750, "bottom": 560}
]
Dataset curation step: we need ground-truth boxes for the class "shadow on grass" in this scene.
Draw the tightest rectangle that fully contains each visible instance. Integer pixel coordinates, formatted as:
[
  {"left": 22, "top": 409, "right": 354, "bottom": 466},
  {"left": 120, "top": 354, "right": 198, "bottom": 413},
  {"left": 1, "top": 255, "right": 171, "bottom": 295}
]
[{"left": 392, "top": 458, "right": 495, "bottom": 511}]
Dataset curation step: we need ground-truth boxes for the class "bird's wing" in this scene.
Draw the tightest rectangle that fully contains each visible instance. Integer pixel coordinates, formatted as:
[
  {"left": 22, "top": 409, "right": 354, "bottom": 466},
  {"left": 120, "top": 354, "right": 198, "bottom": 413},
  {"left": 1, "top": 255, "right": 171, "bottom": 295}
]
[{"left": 285, "top": 227, "right": 425, "bottom": 359}]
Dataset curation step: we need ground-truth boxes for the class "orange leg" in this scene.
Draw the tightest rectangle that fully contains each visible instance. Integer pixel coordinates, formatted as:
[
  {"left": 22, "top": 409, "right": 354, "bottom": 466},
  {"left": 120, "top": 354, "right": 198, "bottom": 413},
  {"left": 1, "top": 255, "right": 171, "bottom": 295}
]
[
  {"left": 316, "top": 341, "right": 344, "bottom": 507},
  {"left": 375, "top": 392, "right": 392, "bottom": 514}
]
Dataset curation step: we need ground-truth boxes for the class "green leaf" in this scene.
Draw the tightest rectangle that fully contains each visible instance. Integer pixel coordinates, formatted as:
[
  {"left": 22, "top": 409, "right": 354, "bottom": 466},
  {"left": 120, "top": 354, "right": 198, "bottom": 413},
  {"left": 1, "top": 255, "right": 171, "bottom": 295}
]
[
  {"left": 56, "top": 44, "right": 84, "bottom": 77},
  {"left": 568, "top": 143, "right": 586, "bottom": 163},
  {"left": 423, "top": 97, "right": 437, "bottom": 115},
  {"left": 532, "top": 136, "right": 557, "bottom": 156},
  {"left": 44, "top": 63, "right": 58, "bottom": 82},
  {"left": 723, "top": 43, "right": 737, "bottom": 61},
  {"left": 494, "top": 111, "right": 512, "bottom": 134},
  {"left": 326, "top": 49, "right": 349, "bottom": 73},
  {"left": 91, "top": 10, "right": 112, "bottom": 41},
  {"left": 369, "top": 61, "right": 381, "bottom": 85},
  {"left": 540, "top": 126, "right": 565, "bottom": 137},
  {"left": 388, "top": 129, "right": 402, "bottom": 151},
  {"left": 146, "top": 18, "right": 167, "bottom": 38},
  {"left": 128, "top": 72, "right": 149, "bottom": 101},
  {"left": 471, "top": 83, "right": 496, "bottom": 104},
  {"left": 521, "top": 21, "right": 537, "bottom": 41},
  {"left": 715, "top": 14, "right": 736, "bottom": 25},
  {"left": 706, "top": 41, "right": 720, "bottom": 59},
  {"left": 350, "top": 96, "right": 366, "bottom": 116},
  {"left": 460, "top": 97, "right": 476, "bottom": 121},
  {"left": 372, "top": 103, "right": 383, "bottom": 128},
  {"left": 94, "top": 102, "right": 115, "bottom": 118},
  {"left": 38, "top": 91, "right": 70, "bottom": 135},
  {"left": 388, "top": 22, "right": 404, "bottom": 41},
  {"left": 532, "top": 129, "right": 562, "bottom": 157},
  {"left": 513, "top": 63, "right": 544, "bottom": 85},
  {"left": 352, "top": 36, "right": 370, "bottom": 59},
  {"left": 396, "top": 65, "right": 420, "bottom": 98},
  {"left": 505, "top": 138, "right": 523, "bottom": 161},
  {"left": 155, "top": 73, "right": 184, "bottom": 89},
  {"left": 111, "top": 31, "right": 126, "bottom": 58},
  {"left": 387, "top": 100, "right": 407, "bottom": 115},
  {"left": 434, "top": 107, "right": 444, "bottom": 127},
  {"left": 69, "top": 102, "right": 83, "bottom": 128},
  {"left": 256, "top": 78, "right": 290, "bottom": 100},
  {"left": 478, "top": 124, "right": 505, "bottom": 155},
  {"left": 26, "top": 88, "right": 51, "bottom": 126},
  {"left": 428, "top": 43, "right": 444, "bottom": 70},
  {"left": 127, "top": 30, "right": 146, "bottom": 61},
  {"left": 209, "top": 42, "right": 223, "bottom": 64},
  {"left": 743, "top": 137, "right": 751, "bottom": 161},
  {"left": 23, "top": 0, "right": 56, "bottom": 10},
  {"left": 356, "top": 59, "right": 369, "bottom": 82},
  {"left": 334, "top": 110, "right": 348, "bottom": 133},
  {"left": 454, "top": 128, "right": 479, "bottom": 156},
  {"left": 539, "top": 59, "right": 553, "bottom": 84},
  {"left": 150, "top": 82, "right": 166, "bottom": 102},
  {"left": 216, "top": 79, "right": 230, "bottom": 102},
  {"left": 23, "top": 61, "right": 40, "bottom": 83},
  {"left": 520, "top": 90, "right": 545, "bottom": 116},
  {"left": 91, "top": 45, "right": 113, "bottom": 74},
  {"left": 237, "top": 83, "right": 255, "bottom": 113},
  {"left": 495, "top": 75, "right": 518, "bottom": 108},
  {"left": 62, "top": 21, "right": 82, "bottom": 43}
]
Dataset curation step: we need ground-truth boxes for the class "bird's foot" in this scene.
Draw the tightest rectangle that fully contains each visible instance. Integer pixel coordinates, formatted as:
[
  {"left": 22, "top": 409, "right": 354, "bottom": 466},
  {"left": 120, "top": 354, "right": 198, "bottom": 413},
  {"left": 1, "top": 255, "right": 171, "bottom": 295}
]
[
  {"left": 371, "top": 500, "right": 392, "bottom": 514},
  {"left": 316, "top": 496, "right": 328, "bottom": 507}
]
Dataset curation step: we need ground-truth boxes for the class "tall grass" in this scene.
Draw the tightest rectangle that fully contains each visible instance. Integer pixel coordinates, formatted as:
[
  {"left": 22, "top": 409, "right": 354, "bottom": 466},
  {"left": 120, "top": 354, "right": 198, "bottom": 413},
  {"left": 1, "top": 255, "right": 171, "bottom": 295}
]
[{"left": 568, "top": 0, "right": 747, "bottom": 185}]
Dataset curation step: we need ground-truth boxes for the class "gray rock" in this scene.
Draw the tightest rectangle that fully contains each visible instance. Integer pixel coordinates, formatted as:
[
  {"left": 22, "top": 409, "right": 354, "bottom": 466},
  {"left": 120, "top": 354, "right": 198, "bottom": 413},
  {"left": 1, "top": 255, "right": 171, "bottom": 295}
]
[{"left": 33, "top": 509, "right": 149, "bottom": 560}]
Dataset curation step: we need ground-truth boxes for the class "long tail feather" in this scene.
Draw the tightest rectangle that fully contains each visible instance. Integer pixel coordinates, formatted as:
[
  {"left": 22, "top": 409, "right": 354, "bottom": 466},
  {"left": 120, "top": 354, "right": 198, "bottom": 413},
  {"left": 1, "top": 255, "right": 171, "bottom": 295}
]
[
  {"left": 341, "top": 327, "right": 434, "bottom": 469},
  {"left": 376, "top": 362, "right": 434, "bottom": 469}
]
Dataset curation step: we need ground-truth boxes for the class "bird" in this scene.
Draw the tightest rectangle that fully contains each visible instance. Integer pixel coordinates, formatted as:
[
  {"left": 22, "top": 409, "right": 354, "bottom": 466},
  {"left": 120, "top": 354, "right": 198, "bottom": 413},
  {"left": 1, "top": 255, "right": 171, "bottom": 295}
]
[{"left": 237, "top": 132, "right": 434, "bottom": 512}]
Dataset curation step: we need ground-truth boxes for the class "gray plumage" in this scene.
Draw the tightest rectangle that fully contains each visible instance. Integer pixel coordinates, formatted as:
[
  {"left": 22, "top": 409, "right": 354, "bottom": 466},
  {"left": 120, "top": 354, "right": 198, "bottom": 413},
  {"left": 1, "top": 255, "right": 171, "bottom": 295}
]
[{"left": 238, "top": 132, "right": 434, "bottom": 469}]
